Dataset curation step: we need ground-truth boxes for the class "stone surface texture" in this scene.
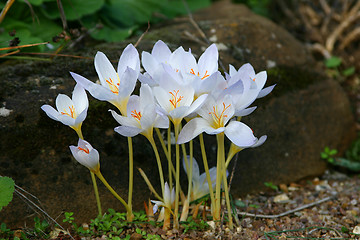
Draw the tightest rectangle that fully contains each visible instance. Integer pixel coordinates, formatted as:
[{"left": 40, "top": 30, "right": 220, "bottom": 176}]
[{"left": 0, "top": 1, "right": 356, "bottom": 227}]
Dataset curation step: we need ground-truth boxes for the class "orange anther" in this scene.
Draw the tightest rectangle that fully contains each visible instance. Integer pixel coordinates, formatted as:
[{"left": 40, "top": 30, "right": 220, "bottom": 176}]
[
  {"left": 131, "top": 110, "right": 142, "bottom": 120},
  {"left": 106, "top": 77, "right": 119, "bottom": 94},
  {"left": 78, "top": 146, "right": 89, "bottom": 154},
  {"left": 61, "top": 105, "right": 75, "bottom": 118},
  {"left": 209, "top": 102, "right": 231, "bottom": 127},
  {"left": 169, "top": 90, "right": 183, "bottom": 109}
]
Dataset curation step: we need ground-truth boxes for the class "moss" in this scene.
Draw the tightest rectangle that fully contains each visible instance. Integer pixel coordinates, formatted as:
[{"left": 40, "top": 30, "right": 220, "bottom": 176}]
[{"left": 266, "top": 65, "right": 325, "bottom": 98}]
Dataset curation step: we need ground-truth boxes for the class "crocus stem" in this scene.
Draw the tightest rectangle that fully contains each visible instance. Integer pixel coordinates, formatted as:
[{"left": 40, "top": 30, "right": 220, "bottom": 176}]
[
  {"left": 148, "top": 136, "right": 165, "bottom": 197},
  {"left": 225, "top": 143, "right": 242, "bottom": 169},
  {"left": 76, "top": 128, "right": 102, "bottom": 217},
  {"left": 173, "top": 122, "right": 181, "bottom": 229},
  {"left": 199, "top": 134, "right": 215, "bottom": 216},
  {"left": 95, "top": 171, "right": 131, "bottom": 215},
  {"left": 90, "top": 171, "right": 102, "bottom": 217},
  {"left": 167, "top": 124, "right": 172, "bottom": 188},
  {"left": 221, "top": 149, "right": 233, "bottom": 229},
  {"left": 215, "top": 133, "right": 225, "bottom": 220},
  {"left": 155, "top": 127, "right": 176, "bottom": 178},
  {"left": 127, "top": 137, "right": 134, "bottom": 221}
]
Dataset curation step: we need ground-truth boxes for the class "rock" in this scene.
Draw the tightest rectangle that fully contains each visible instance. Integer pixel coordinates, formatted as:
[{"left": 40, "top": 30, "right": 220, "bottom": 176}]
[
  {"left": 273, "top": 194, "right": 290, "bottom": 203},
  {"left": 0, "top": 1, "right": 356, "bottom": 228}
]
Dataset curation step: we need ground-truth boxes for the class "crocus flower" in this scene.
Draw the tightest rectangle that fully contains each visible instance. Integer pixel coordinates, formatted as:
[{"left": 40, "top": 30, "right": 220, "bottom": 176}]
[
  {"left": 41, "top": 84, "right": 88, "bottom": 136},
  {"left": 139, "top": 40, "right": 173, "bottom": 86},
  {"left": 225, "top": 63, "right": 275, "bottom": 116},
  {"left": 71, "top": 44, "right": 140, "bottom": 115},
  {"left": 151, "top": 182, "right": 175, "bottom": 214},
  {"left": 153, "top": 70, "right": 207, "bottom": 126},
  {"left": 183, "top": 156, "right": 218, "bottom": 201},
  {"left": 177, "top": 94, "right": 266, "bottom": 148},
  {"left": 69, "top": 139, "right": 100, "bottom": 173},
  {"left": 109, "top": 84, "right": 169, "bottom": 139}
]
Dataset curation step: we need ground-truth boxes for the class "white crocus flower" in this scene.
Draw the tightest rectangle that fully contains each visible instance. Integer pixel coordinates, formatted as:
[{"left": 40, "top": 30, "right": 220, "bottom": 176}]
[
  {"left": 41, "top": 84, "right": 88, "bottom": 135},
  {"left": 69, "top": 139, "right": 100, "bottom": 173},
  {"left": 177, "top": 94, "right": 266, "bottom": 148},
  {"left": 139, "top": 40, "right": 173, "bottom": 86},
  {"left": 151, "top": 182, "right": 175, "bottom": 214},
  {"left": 153, "top": 70, "right": 207, "bottom": 126},
  {"left": 183, "top": 156, "right": 218, "bottom": 201},
  {"left": 71, "top": 44, "right": 140, "bottom": 115},
  {"left": 226, "top": 63, "right": 275, "bottom": 116},
  {"left": 109, "top": 84, "right": 168, "bottom": 139}
]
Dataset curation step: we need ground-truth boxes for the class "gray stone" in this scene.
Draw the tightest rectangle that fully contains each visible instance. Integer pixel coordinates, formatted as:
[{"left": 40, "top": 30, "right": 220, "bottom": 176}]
[{"left": 0, "top": 1, "right": 356, "bottom": 227}]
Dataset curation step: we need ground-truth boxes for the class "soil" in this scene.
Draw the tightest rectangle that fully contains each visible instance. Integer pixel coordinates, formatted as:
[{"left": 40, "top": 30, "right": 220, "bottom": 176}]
[{"left": 45, "top": 169, "right": 360, "bottom": 239}]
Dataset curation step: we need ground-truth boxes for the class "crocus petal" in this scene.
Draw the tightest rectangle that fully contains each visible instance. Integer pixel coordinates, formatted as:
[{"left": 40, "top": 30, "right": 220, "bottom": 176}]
[
  {"left": 251, "top": 135, "right": 267, "bottom": 148},
  {"left": 95, "top": 51, "right": 119, "bottom": 88},
  {"left": 55, "top": 94, "right": 73, "bottom": 115},
  {"left": 117, "top": 44, "right": 140, "bottom": 77},
  {"left": 235, "top": 106, "right": 257, "bottom": 117},
  {"left": 198, "top": 43, "right": 218, "bottom": 77},
  {"left": 71, "top": 72, "right": 115, "bottom": 102},
  {"left": 183, "top": 156, "right": 200, "bottom": 182},
  {"left": 114, "top": 125, "right": 143, "bottom": 137},
  {"left": 118, "top": 67, "right": 137, "bottom": 98},
  {"left": 74, "top": 109, "right": 88, "bottom": 125},
  {"left": 141, "top": 52, "right": 159, "bottom": 77},
  {"left": 72, "top": 84, "right": 88, "bottom": 114},
  {"left": 224, "top": 121, "right": 257, "bottom": 147},
  {"left": 177, "top": 118, "right": 210, "bottom": 144},
  {"left": 152, "top": 40, "right": 171, "bottom": 63},
  {"left": 257, "top": 84, "right": 276, "bottom": 98},
  {"left": 140, "top": 104, "right": 157, "bottom": 130},
  {"left": 41, "top": 105, "right": 60, "bottom": 121}
]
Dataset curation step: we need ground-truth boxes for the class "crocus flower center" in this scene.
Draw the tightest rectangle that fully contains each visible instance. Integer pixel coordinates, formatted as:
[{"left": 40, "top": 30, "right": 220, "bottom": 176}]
[
  {"left": 169, "top": 90, "right": 183, "bottom": 109},
  {"left": 106, "top": 77, "right": 120, "bottom": 94},
  {"left": 209, "top": 102, "right": 231, "bottom": 128},
  {"left": 190, "top": 69, "right": 210, "bottom": 80},
  {"left": 61, "top": 105, "right": 76, "bottom": 118},
  {"left": 78, "top": 146, "right": 89, "bottom": 154},
  {"left": 131, "top": 110, "right": 142, "bottom": 121}
]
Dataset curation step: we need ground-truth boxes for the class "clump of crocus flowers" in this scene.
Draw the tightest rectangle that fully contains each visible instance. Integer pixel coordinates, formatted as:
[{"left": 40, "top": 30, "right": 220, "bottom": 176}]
[{"left": 41, "top": 40, "right": 274, "bottom": 230}]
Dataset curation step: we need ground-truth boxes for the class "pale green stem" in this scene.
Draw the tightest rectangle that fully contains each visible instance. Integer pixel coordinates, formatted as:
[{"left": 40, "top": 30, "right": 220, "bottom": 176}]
[
  {"left": 215, "top": 133, "right": 225, "bottom": 220},
  {"left": 90, "top": 171, "right": 102, "bottom": 217},
  {"left": 127, "top": 137, "right": 134, "bottom": 221},
  {"left": 173, "top": 122, "right": 181, "bottom": 229},
  {"left": 138, "top": 168, "right": 163, "bottom": 201},
  {"left": 148, "top": 136, "right": 165, "bottom": 197},
  {"left": 75, "top": 127, "right": 102, "bottom": 217},
  {"left": 155, "top": 128, "right": 168, "bottom": 158},
  {"left": 199, "top": 134, "right": 215, "bottom": 215},
  {"left": 225, "top": 143, "right": 242, "bottom": 169},
  {"left": 221, "top": 148, "right": 233, "bottom": 229},
  {"left": 155, "top": 127, "right": 176, "bottom": 179},
  {"left": 186, "top": 141, "right": 193, "bottom": 200},
  {"left": 167, "top": 124, "right": 172, "bottom": 188},
  {"left": 95, "top": 171, "right": 131, "bottom": 215}
]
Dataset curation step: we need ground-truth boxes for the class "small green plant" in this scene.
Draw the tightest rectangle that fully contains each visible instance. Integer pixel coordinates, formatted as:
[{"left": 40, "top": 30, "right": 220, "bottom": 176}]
[
  {"left": 264, "top": 182, "right": 278, "bottom": 191},
  {"left": 181, "top": 217, "right": 209, "bottom": 233},
  {"left": 321, "top": 146, "right": 338, "bottom": 163},
  {"left": 63, "top": 212, "right": 75, "bottom": 224},
  {"left": 0, "top": 176, "right": 15, "bottom": 212},
  {"left": 324, "top": 56, "right": 356, "bottom": 78}
]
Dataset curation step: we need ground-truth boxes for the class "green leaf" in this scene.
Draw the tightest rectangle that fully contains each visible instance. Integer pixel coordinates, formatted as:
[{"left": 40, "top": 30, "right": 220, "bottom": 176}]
[
  {"left": 0, "top": 176, "right": 15, "bottom": 211},
  {"left": 325, "top": 56, "right": 342, "bottom": 68},
  {"left": 40, "top": 0, "right": 105, "bottom": 21},
  {"left": 342, "top": 67, "right": 355, "bottom": 77}
]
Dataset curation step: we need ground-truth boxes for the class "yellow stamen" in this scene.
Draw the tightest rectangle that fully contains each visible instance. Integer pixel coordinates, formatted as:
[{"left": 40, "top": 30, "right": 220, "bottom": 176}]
[
  {"left": 61, "top": 105, "right": 75, "bottom": 118},
  {"left": 190, "top": 69, "right": 210, "bottom": 80},
  {"left": 78, "top": 146, "right": 89, "bottom": 154},
  {"left": 131, "top": 110, "right": 142, "bottom": 121},
  {"left": 169, "top": 90, "right": 183, "bottom": 109},
  {"left": 209, "top": 102, "right": 231, "bottom": 128},
  {"left": 106, "top": 77, "right": 120, "bottom": 94}
]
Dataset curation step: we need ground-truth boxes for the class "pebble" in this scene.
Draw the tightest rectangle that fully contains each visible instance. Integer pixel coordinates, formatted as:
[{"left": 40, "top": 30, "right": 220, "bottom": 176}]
[
  {"left": 353, "top": 225, "right": 360, "bottom": 234},
  {"left": 274, "top": 193, "right": 290, "bottom": 203}
]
